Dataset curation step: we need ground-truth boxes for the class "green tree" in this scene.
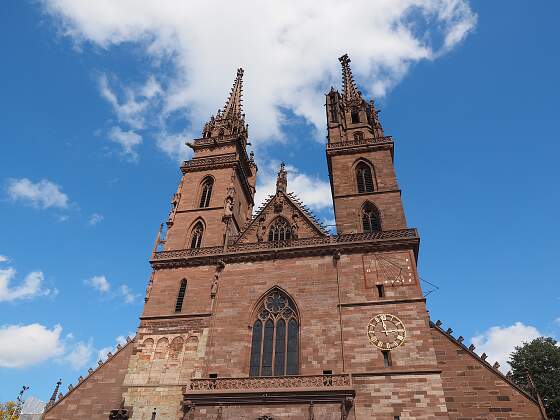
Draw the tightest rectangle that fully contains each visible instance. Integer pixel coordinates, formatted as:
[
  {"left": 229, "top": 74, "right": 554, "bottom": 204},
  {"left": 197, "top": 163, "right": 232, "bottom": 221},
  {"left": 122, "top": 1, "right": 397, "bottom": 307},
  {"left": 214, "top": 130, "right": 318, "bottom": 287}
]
[
  {"left": 0, "top": 401, "right": 17, "bottom": 420},
  {"left": 509, "top": 337, "right": 560, "bottom": 419}
]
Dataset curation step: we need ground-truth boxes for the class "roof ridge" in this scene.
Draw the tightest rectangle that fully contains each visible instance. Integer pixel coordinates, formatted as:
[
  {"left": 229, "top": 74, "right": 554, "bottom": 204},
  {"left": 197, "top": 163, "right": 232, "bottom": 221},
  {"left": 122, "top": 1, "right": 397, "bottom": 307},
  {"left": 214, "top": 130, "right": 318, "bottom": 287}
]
[{"left": 44, "top": 335, "right": 136, "bottom": 413}]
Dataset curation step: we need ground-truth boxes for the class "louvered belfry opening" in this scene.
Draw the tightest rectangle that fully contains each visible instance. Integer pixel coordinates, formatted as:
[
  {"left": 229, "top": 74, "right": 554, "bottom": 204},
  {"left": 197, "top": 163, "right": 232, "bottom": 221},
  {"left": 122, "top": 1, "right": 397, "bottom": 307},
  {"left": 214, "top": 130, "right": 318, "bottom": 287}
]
[
  {"left": 356, "top": 162, "right": 374, "bottom": 193},
  {"left": 268, "top": 217, "right": 292, "bottom": 242},
  {"left": 362, "top": 202, "right": 381, "bottom": 233},
  {"left": 190, "top": 222, "right": 204, "bottom": 248},
  {"left": 249, "top": 289, "right": 299, "bottom": 377},
  {"left": 199, "top": 178, "right": 213, "bottom": 208}
]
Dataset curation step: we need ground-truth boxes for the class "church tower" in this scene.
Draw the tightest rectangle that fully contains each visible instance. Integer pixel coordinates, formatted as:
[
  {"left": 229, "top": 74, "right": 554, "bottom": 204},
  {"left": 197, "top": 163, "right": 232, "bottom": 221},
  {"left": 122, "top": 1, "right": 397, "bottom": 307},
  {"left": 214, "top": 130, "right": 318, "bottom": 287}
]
[
  {"left": 164, "top": 68, "right": 257, "bottom": 251},
  {"left": 326, "top": 54, "right": 406, "bottom": 234}
]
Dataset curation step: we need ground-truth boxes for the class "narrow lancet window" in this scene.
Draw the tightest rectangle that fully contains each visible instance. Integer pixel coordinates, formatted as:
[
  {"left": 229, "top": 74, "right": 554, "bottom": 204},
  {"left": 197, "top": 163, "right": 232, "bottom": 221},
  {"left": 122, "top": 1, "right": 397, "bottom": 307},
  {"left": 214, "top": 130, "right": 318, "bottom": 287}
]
[
  {"left": 199, "top": 178, "right": 213, "bottom": 208},
  {"left": 356, "top": 162, "right": 374, "bottom": 193},
  {"left": 351, "top": 108, "right": 360, "bottom": 123},
  {"left": 268, "top": 217, "right": 292, "bottom": 242},
  {"left": 190, "top": 222, "right": 204, "bottom": 248},
  {"left": 362, "top": 202, "right": 381, "bottom": 233},
  {"left": 175, "top": 279, "right": 187, "bottom": 312}
]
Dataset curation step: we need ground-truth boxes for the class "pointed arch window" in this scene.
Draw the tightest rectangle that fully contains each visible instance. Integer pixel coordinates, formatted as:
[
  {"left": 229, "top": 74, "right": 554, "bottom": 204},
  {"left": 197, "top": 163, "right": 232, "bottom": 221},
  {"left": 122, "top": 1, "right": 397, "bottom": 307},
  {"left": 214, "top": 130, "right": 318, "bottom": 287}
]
[
  {"left": 268, "top": 218, "right": 292, "bottom": 242},
  {"left": 249, "top": 289, "right": 299, "bottom": 377},
  {"left": 199, "top": 178, "right": 213, "bottom": 208},
  {"left": 356, "top": 162, "right": 374, "bottom": 193},
  {"left": 190, "top": 222, "right": 204, "bottom": 248},
  {"left": 362, "top": 202, "right": 381, "bottom": 233},
  {"left": 175, "top": 279, "right": 187, "bottom": 312}
]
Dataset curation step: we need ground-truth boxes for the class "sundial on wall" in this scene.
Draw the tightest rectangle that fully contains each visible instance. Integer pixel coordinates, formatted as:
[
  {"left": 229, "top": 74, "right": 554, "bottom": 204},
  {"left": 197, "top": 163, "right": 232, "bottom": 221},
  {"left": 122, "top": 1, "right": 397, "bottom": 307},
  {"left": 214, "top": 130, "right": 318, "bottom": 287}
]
[{"left": 362, "top": 253, "right": 415, "bottom": 288}]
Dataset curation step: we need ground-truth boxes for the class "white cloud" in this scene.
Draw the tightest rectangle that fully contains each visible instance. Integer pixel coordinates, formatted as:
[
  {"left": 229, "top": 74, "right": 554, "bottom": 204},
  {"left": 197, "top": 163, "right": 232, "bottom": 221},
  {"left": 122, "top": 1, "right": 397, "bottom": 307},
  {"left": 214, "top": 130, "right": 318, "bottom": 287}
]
[
  {"left": 0, "top": 255, "right": 9, "bottom": 263},
  {"left": 254, "top": 162, "right": 332, "bottom": 212},
  {"left": 0, "top": 324, "right": 64, "bottom": 368},
  {"left": 96, "top": 333, "right": 132, "bottom": 360},
  {"left": 108, "top": 126, "right": 142, "bottom": 160},
  {"left": 120, "top": 284, "right": 137, "bottom": 304},
  {"left": 0, "top": 268, "right": 53, "bottom": 302},
  {"left": 6, "top": 178, "right": 69, "bottom": 209},
  {"left": 156, "top": 131, "right": 193, "bottom": 162},
  {"left": 42, "top": 0, "right": 476, "bottom": 159},
  {"left": 471, "top": 322, "right": 543, "bottom": 373},
  {"left": 63, "top": 340, "right": 94, "bottom": 370},
  {"left": 88, "top": 212, "right": 104, "bottom": 226},
  {"left": 85, "top": 275, "right": 110, "bottom": 293}
]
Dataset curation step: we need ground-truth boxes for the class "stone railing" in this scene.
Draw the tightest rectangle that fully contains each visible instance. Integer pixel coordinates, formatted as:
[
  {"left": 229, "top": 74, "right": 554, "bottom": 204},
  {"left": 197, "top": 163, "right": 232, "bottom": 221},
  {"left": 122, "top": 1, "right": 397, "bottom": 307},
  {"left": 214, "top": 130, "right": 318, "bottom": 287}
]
[
  {"left": 326, "top": 136, "right": 393, "bottom": 150},
  {"left": 189, "top": 374, "right": 352, "bottom": 392},
  {"left": 152, "top": 229, "right": 418, "bottom": 262}
]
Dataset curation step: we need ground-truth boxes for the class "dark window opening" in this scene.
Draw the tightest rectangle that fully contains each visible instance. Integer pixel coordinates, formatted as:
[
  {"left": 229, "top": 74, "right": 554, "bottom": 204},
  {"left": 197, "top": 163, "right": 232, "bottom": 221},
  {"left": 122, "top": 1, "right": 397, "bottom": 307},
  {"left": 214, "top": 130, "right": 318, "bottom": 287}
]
[
  {"left": 249, "top": 289, "right": 299, "bottom": 377},
  {"left": 383, "top": 350, "right": 392, "bottom": 367},
  {"left": 190, "top": 222, "right": 204, "bottom": 248},
  {"left": 323, "top": 370, "right": 333, "bottom": 375},
  {"left": 209, "top": 373, "right": 218, "bottom": 379},
  {"left": 351, "top": 108, "right": 360, "bottom": 124},
  {"left": 199, "top": 178, "right": 213, "bottom": 208},
  {"left": 268, "top": 218, "right": 292, "bottom": 242},
  {"left": 362, "top": 202, "right": 381, "bottom": 233},
  {"left": 175, "top": 279, "right": 187, "bottom": 312},
  {"left": 376, "top": 284, "right": 385, "bottom": 298},
  {"left": 394, "top": 416, "right": 401, "bottom": 420},
  {"left": 356, "top": 162, "right": 374, "bottom": 193}
]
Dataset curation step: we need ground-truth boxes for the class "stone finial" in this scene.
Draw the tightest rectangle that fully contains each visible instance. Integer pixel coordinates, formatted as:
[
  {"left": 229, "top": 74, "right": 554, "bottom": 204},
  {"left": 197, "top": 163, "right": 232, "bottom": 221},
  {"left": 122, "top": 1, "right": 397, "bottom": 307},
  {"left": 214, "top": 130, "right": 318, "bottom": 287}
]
[
  {"left": 446, "top": 328, "right": 453, "bottom": 335},
  {"left": 338, "top": 54, "right": 363, "bottom": 102},
  {"left": 126, "top": 336, "right": 131, "bottom": 342},
  {"left": 78, "top": 376, "right": 83, "bottom": 382},
  {"left": 493, "top": 362, "right": 500, "bottom": 369},
  {"left": 88, "top": 368, "right": 94, "bottom": 374},
  {"left": 435, "top": 320, "right": 443, "bottom": 327},
  {"left": 506, "top": 371, "right": 512, "bottom": 378},
  {"left": 276, "top": 162, "right": 287, "bottom": 193},
  {"left": 457, "top": 336, "right": 464, "bottom": 343},
  {"left": 98, "top": 360, "right": 103, "bottom": 366},
  {"left": 468, "top": 344, "right": 476, "bottom": 351},
  {"left": 68, "top": 385, "right": 73, "bottom": 391},
  {"left": 481, "top": 352, "right": 488, "bottom": 361},
  {"left": 117, "top": 344, "right": 122, "bottom": 350},
  {"left": 58, "top": 393, "right": 63, "bottom": 400}
]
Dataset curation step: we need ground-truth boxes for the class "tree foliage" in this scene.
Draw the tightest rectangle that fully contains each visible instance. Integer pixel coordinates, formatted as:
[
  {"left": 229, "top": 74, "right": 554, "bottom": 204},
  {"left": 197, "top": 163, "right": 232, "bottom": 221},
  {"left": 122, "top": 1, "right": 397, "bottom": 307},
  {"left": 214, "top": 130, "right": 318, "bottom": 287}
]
[
  {"left": 509, "top": 337, "right": 560, "bottom": 419},
  {"left": 0, "top": 401, "right": 17, "bottom": 420}
]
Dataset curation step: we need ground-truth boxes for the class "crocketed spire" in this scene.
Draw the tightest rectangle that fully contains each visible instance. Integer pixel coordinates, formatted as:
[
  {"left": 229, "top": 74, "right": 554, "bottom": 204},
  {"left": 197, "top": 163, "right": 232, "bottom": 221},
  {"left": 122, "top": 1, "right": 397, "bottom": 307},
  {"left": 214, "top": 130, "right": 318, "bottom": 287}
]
[
  {"left": 339, "top": 54, "right": 363, "bottom": 103},
  {"left": 202, "top": 68, "right": 247, "bottom": 140}
]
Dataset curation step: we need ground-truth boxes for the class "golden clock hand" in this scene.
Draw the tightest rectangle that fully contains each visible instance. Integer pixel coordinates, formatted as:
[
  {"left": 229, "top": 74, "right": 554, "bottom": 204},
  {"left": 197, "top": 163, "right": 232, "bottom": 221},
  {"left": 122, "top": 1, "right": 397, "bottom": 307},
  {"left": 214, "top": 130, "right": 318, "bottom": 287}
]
[{"left": 381, "top": 319, "right": 389, "bottom": 336}]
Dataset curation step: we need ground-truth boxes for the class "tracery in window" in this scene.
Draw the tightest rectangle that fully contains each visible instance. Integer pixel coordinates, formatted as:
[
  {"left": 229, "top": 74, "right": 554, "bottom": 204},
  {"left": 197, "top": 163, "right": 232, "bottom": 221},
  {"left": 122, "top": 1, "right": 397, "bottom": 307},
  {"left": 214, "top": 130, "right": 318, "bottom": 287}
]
[
  {"left": 190, "top": 221, "right": 204, "bottom": 248},
  {"left": 353, "top": 131, "right": 364, "bottom": 141},
  {"left": 362, "top": 202, "right": 381, "bottom": 233},
  {"left": 356, "top": 161, "right": 374, "bottom": 193},
  {"left": 199, "top": 177, "right": 213, "bottom": 208},
  {"left": 249, "top": 288, "right": 299, "bottom": 377},
  {"left": 268, "top": 217, "right": 292, "bottom": 242},
  {"left": 175, "top": 279, "right": 187, "bottom": 312}
]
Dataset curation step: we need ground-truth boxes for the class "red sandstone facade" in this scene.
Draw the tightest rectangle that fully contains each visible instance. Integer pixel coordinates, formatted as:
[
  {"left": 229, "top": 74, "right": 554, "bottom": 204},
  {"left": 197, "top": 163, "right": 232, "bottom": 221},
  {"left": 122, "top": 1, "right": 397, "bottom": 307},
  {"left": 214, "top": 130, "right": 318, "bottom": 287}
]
[{"left": 43, "top": 56, "right": 546, "bottom": 419}]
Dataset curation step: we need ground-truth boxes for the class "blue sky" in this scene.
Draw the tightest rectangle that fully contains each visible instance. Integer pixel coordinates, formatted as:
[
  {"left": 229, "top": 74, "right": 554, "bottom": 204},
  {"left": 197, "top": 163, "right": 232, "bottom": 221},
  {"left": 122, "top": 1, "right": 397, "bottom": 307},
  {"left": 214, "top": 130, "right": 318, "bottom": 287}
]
[{"left": 1, "top": 0, "right": 559, "bottom": 402}]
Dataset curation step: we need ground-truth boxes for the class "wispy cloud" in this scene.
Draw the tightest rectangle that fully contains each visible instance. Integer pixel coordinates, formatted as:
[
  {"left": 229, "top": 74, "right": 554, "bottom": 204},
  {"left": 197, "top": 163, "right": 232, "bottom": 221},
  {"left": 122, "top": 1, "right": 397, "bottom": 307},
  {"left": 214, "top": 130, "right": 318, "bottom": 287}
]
[
  {"left": 6, "top": 178, "right": 69, "bottom": 209},
  {"left": 85, "top": 275, "right": 110, "bottom": 293},
  {"left": 43, "top": 0, "right": 476, "bottom": 161},
  {"left": 0, "top": 267, "right": 55, "bottom": 302},
  {"left": 107, "top": 126, "right": 142, "bottom": 161},
  {"left": 120, "top": 284, "right": 138, "bottom": 304},
  {"left": 88, "top": 212, "right": 104, "bottom": 226},
  {"left": 0, "top": 255, "right": 9, "bottom": 263},
  {"left": 63, "top": 339, "right": 94, "bottom": 370}
]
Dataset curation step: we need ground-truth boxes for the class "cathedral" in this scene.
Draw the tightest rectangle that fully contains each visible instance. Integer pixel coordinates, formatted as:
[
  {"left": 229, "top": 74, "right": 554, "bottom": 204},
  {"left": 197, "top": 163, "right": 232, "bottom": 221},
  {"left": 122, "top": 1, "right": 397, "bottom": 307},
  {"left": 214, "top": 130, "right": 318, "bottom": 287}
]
[{"left": 43, "top": 55, "right": 547, "bottom": 419}]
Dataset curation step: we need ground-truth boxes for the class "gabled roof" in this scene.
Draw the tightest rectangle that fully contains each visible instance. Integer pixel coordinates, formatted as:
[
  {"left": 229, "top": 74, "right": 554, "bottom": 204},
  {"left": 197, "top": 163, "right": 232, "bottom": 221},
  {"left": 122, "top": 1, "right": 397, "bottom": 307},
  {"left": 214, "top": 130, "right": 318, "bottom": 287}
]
[{"left": 233, "top": 190, "right": 329, "bottom": 244}]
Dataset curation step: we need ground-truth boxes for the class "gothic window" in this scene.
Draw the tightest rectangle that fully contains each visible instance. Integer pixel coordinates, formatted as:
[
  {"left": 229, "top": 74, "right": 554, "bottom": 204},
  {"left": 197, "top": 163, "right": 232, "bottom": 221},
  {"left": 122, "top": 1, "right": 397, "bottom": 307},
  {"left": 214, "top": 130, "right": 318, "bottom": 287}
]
[
  {"left": 249, "top": 289, "right": 299, "bottom": 377},
  {"left": 268, "top": 217, "right": 292, "bottom": 242},
  {"left": 199, "top": 178, "right": 213, "bottom": 208},
  {"left": 356, "top": 162, "right": 374, "bottom": 193},
  {"left": 190, "top": 222, "right": 204, "bottom": 248},
  {"left": 175, "top": 279, "right": 187, "bottom": 312},
  {"left": 351, "top": 108, "right": 360, "bottom": 124},
  {"left": 353, "top": 131, "right": 364, "bottom": 141},
  {"left": 362, "top": 202, "right": 381, "bottom": 233}
]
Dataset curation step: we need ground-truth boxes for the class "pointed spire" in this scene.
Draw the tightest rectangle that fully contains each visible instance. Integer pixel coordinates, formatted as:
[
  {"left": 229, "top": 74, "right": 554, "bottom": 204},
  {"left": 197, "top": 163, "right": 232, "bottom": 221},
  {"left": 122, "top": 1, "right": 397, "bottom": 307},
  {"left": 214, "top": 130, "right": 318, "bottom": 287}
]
[
  {"left": 222, "top": 68, "right": 244, "bottom": 120},
  {"left": 276, "top": 162, "right": 287, "bottom": 193},
  {"left": 339, "top": 54, "right": 363, "bottom": 103}
]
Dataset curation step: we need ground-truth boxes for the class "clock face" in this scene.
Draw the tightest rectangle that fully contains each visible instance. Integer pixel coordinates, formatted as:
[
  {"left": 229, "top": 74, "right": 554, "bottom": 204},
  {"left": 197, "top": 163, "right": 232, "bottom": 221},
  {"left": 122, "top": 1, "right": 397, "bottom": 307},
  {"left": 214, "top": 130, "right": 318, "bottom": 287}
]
[{"left": 367, "top": 313, "right": 406, "bottom": 350}]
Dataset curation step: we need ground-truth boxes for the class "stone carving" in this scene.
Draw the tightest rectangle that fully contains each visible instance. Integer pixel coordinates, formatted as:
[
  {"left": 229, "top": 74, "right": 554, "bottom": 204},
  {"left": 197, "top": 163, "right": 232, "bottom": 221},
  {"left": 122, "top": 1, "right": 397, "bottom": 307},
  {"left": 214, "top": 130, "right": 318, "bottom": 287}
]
[
  {"left": 189, "top": 374, "right": 351, "bottom": 391},
  {"left": 211, "top": 273, "right": 219, "bottom": 299},
  {"left": 257, "top": 416, "right": 273, "bottom": 420},
  {"left": 109, "top": 409, "right": 129, "bottom": 419},
  {"left": 291, "top": 212, "right": 300, "bottom": 239}
]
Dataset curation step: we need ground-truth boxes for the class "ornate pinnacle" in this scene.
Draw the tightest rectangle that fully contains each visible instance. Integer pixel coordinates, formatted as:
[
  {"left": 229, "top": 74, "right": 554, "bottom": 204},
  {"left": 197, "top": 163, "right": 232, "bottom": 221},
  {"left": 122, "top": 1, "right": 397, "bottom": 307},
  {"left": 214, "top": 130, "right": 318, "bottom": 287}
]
[
  {"left": 48, "top": 379, "right": 62, "bottom": 407},
  {"left": 339, "top": 54, "right": 362, "bottom": 103},
  {"left": 222, "top": 68, "right": 244, "bottom": 120},
  {"left": 276, "top": 162, "right": 287, "bottom": 193}
]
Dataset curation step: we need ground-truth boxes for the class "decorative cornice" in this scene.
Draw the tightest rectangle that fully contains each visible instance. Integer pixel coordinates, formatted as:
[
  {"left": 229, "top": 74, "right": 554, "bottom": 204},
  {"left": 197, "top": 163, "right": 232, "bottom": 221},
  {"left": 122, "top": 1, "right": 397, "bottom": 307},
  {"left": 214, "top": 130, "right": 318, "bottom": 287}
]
[
  {"left": 327, "top": 136, "right": 393, "bottom": 151},
  {"left": 339, "top": 297, "right": 426, "bottom": 308},
  {"left": 140, "top": 312, "right": 213, "bottom": 320},
  {"left": 333, "top": 189, "right": 401, "bottom": 200},
  {"left": 150, "top": 229, "right": 419, "bottom": 268}
]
